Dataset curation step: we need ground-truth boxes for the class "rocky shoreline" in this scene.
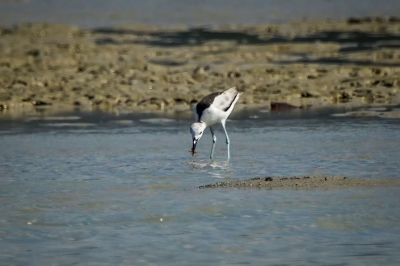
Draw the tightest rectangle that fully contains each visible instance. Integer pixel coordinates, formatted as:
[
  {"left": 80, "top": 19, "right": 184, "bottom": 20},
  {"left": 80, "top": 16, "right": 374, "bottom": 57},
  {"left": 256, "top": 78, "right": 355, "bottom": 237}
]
[{"left": 1, "top": 17, "right": 400, "bottom": 118}]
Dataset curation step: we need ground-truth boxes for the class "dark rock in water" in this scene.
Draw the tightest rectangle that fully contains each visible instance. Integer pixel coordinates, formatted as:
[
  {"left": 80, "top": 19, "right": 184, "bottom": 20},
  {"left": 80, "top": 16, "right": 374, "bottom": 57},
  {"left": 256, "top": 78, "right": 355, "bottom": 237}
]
[
  {"left": 270, "top": 102, "right": 299, "bottom": 112},
  {"left": 32, "top": 100, "right": 51, "bottom": 106}
]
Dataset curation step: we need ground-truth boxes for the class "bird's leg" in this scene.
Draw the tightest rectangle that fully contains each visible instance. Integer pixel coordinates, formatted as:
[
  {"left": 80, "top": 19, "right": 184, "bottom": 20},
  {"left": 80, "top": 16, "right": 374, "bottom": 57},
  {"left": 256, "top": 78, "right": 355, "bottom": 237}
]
[
  {"left": 221, "top": 121, "right": 230, "bottom": 160},
  {"left": 209, "top": 126, "right": 216, "bottom": 159}
]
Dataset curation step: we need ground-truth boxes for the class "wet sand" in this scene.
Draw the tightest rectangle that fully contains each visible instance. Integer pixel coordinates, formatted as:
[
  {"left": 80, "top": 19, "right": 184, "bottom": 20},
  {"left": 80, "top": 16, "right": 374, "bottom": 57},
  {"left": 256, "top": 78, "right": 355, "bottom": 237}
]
[
  {"left": 199, "top": 176, "right": 400, "bottom": 189},
  {"left": 1, "top": 17, "right": 400, "bottom": 118}
]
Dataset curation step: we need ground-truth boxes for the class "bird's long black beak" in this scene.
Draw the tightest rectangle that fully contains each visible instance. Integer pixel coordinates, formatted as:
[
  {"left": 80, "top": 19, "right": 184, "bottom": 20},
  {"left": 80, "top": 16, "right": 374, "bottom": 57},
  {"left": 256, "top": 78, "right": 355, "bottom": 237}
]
[{"left": 191, "top": 139, "right": 197, "bottom": 156}]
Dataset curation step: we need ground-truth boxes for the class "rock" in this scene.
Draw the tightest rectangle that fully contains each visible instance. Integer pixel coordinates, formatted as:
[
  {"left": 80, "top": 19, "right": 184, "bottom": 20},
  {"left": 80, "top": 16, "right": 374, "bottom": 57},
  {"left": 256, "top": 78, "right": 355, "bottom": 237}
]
[
  {"left": 32, "top": 100, "right": 51, "bottom": 106},
  {"left": 270, "top": 102, "right": 299, "bottom": 112},
  {"left": 301, "top": 91, "right": 315, "bottom": 98}
]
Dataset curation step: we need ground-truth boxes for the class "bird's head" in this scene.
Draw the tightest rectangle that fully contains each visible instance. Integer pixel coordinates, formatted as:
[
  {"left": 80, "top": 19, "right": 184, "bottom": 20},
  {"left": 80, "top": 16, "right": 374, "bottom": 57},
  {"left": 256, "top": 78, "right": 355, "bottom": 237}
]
[{"left": 190, "top": 122, "right": 206, "bottom": 155}]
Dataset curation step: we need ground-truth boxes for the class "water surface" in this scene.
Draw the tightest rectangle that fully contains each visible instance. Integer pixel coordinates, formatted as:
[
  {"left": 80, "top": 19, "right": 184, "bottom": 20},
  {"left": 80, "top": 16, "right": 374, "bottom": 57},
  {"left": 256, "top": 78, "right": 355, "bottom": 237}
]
[
  {"left": 1, "top": 111, "right": 400, "bottom": 265},
  {"left": 1, "top": 0, "right": 400, "bottom": 27}
]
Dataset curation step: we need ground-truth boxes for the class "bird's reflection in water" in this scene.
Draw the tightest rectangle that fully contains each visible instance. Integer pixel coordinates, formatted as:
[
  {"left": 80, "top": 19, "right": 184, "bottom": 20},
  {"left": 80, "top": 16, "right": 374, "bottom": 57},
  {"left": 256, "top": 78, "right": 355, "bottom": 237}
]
[{"left": 188, "top": 159, "right": 233, "bottom": 179}]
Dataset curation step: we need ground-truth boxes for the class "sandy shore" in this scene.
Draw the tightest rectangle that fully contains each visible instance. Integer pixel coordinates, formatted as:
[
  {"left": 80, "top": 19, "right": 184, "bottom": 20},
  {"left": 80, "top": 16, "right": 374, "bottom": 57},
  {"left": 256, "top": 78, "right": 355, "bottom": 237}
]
[
  {"left": 199, "top": 176, "right": 400, "bottom": 189},
  {"left": 1, "top": 17, "right": 400, "bottom": 118}
]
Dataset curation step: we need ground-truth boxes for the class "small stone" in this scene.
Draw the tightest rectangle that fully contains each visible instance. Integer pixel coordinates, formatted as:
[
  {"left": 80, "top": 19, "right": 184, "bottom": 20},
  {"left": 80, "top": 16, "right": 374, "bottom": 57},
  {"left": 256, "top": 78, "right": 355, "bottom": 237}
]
[
  {"left": 270, "top": 102, "right": 299, "bottom": 112},
  {"left": 32, "top": 100, "right": 50, "bottom": 106},
  {"left": 301, "top": 91, "right": 314, "bottom": 98},
  {"left": 227, "top": 71, "right": 241, "bottom": 78},
  {"left": 26, "top": 49, "right": 41, "bottom": 57}
]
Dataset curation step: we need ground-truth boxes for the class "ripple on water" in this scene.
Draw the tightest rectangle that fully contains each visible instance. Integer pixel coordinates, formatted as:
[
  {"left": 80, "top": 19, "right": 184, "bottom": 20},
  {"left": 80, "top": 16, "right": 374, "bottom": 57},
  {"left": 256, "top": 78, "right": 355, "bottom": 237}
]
[
  {"left": 1, "top": 115, "right": 400, "bottom": 265},
  {"left": 139, "top": 118, "right": 177, "bottom": 124},
  {"left": 24, "top": 116, "right": 82, "bottom": 122},
  {"left": 41, "top": 122, "right": 96, "bottom": 127},
  {"left": 111, "top": 120, "right": 134, "bottom": 125}
]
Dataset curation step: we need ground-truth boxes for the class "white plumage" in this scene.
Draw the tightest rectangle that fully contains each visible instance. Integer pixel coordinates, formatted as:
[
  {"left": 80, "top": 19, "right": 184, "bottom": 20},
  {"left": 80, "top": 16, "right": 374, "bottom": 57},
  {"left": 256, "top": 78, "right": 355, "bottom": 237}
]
[{"left": 190, "top": 87, "right": 240, "bottom": 160}]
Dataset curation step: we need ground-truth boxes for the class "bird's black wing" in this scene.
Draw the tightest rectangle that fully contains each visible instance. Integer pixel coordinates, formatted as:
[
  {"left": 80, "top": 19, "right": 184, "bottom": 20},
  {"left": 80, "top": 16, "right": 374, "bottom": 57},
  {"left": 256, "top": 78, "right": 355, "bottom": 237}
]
[{"left": 196, "top": 91, "right": 221, "bottom": 120}]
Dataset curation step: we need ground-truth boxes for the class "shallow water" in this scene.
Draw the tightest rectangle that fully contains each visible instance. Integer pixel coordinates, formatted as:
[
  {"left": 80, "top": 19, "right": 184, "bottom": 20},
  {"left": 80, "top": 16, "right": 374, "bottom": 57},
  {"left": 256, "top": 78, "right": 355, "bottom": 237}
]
[
  {"left": 1, "top": 0, "right": 400, "bottom": 27},
  {"left": 1, "top": 111, "right": 400, "bottom": 265}
]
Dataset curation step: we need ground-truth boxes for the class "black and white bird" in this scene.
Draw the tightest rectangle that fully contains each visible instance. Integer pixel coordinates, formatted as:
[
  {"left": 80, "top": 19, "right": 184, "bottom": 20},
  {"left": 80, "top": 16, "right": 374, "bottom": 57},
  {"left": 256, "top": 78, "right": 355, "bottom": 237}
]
[{"left": 190, "top": 87, "right": 241, "bottom": 160}]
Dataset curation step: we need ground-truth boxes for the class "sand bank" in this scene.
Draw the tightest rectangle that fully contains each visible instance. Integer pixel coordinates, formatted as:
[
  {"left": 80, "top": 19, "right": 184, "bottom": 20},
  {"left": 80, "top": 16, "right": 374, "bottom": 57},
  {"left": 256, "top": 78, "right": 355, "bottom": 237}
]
[
  {"left": 199, "top": 176, "right": 400, "bottom": 189},
  {"left": 1, "top": 17, "right": 399, "bottom": 118}
]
